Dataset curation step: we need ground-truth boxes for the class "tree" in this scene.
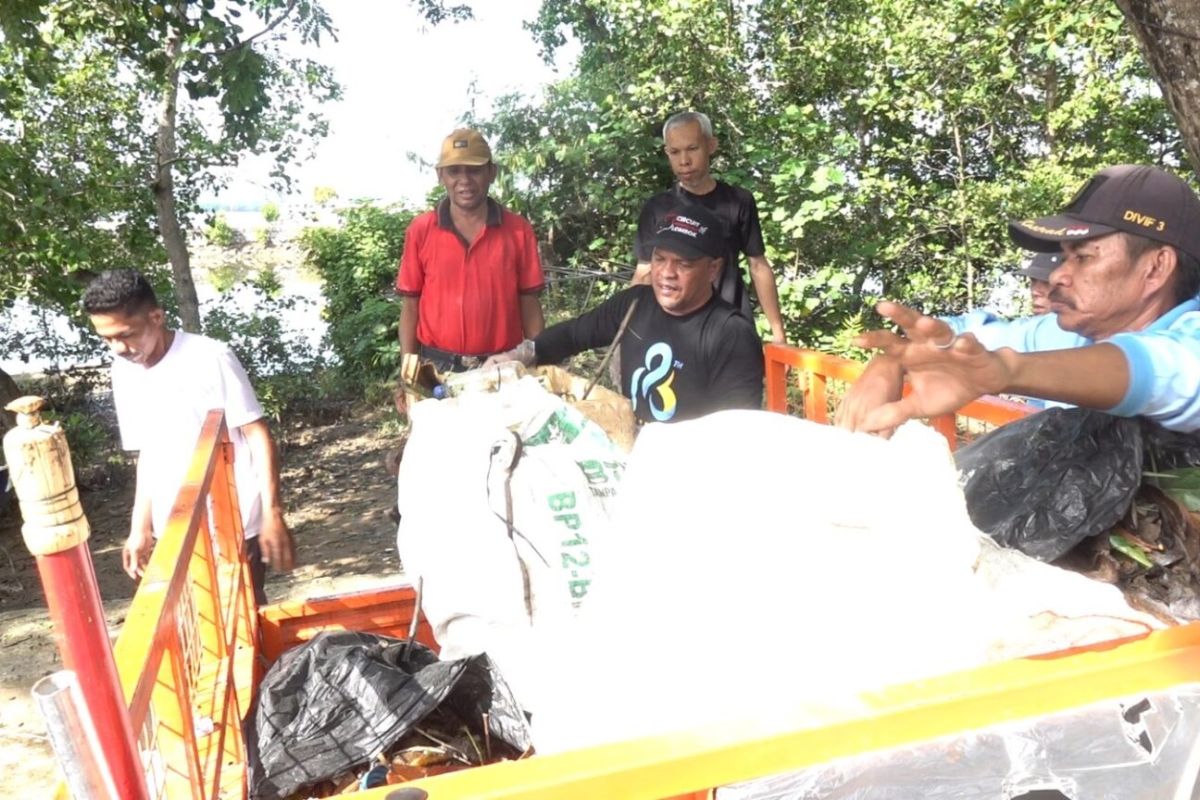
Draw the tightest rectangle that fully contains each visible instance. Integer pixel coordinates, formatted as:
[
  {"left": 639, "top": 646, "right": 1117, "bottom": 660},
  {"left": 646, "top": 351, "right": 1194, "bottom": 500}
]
[
  {"left": 0, "top": 11, "right": 167, "bottom": 394},
  {"left": 1, "top": 1, "right": 341, "bottom": 332},
  {"left": 487, "top": 0, "right": 1182, "bottom": 347},
  {"left": 1116, "top": 0, "right": 1200, "bottom": 177},
  {"left": 0, "top": 21, "right": 163, "bottom": 311},
  {"left": 0, "top": 368, "right": 19, "bottom": 435}
]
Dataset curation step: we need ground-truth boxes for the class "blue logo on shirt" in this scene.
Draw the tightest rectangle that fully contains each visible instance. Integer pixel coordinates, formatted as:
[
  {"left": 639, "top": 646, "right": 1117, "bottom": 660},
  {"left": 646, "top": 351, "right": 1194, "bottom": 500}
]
[{"left": 631, "top": 342, "right": 678, "bottom": 421}]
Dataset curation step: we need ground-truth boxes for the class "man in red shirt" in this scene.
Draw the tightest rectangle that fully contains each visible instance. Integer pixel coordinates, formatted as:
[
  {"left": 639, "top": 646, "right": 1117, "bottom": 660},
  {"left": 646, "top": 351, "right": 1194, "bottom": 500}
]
[{"left": 394, "top": 128, "right": 545, "bottom": 410}]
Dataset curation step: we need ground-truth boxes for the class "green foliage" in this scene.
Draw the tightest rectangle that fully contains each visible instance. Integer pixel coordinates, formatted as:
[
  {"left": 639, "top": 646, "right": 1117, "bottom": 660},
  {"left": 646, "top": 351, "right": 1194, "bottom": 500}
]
[
  {"left": 485, "top": 0, "right": 1186, "bottom": 348},
  {"left": 0, "top": 302, "right": 107, "bottom": 372},
  {"left": 201, "top": 276, "right": 329, "bottom": 421},
  {"left": 261, "top": 202, "right": 280, "bottom": 224},
  {"left": 301, "top": 202, "right": 416, "bottom": 390},
  {"left": 0, "top": 35, "right": 164, "bottom": 312},
  {"left": 206, "top": 260, "right": 251, "bottom": 293},
  {"left": 205, "top": 214, "right": 239, "bottom": 247},
  {"left": 0, "top": 0, "right": 341, "bottom": 320},
  {"left": 1150, "top": 468, "right": 1200, "bottom": 512},
  {"left": 410, "top": 0, "right": 474, "bottom": 24},
  {"left": 15, "top": 366, "right": 117, "bottom": 467},
  {"left": 313, "top": 185, "right": 338, "bottom": 205},
  {"left": 53, "top": 409, "right": 112, "bottom": 469}
]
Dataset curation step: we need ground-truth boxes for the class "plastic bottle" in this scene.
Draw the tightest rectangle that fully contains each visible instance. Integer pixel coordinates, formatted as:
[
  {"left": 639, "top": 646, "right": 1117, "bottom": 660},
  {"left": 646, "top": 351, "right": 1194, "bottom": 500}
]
[
  {"left": 405, "top": 380, "right": 448, "bottom": 401},
  {"left": 441, "top": 362, "right": 527, "bottom": 397}
]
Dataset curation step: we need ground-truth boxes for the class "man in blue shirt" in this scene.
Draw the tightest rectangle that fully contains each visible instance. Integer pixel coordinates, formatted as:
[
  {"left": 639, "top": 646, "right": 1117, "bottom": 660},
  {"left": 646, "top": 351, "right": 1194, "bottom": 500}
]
[
  {"left": 945, "top": 252, "right": 1061, "bottom": 329},
  {"left": 838, "top": 164, "right": 1200, "bottom": 434}
]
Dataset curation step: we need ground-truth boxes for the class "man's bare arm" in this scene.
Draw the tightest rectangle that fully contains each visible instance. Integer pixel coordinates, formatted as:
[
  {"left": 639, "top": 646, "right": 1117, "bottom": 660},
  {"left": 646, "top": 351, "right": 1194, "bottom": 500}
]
[
  {"left": 848, "top": 301, "right": 1131, "bottom": 434},
  {"left": 519, "top": 293, "right": 545, "bottom": 339},
  {"left": 399, "top": 295, "right": 420, "bottom": 356},
  {"left": 240, "top": 418, "right": 294, "bottom": 571},
  {"left": 748, "top": 255, "right": 786, "bottom": 343},
  {"left": 1002, "top": 345, "right": 1129, "bottom": 407},
  {"left": 395, "top": 296, "right": 420, "bottom": 414},
  {"left": 123, "top": 455, "right": 155, "bottom": 578}
]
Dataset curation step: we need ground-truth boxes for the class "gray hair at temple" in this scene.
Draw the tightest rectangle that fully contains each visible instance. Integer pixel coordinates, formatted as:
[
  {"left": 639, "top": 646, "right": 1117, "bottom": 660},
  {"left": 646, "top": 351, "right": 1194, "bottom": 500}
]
[{"left": 662, "top": 111, "right": 714, "bottom": 140}]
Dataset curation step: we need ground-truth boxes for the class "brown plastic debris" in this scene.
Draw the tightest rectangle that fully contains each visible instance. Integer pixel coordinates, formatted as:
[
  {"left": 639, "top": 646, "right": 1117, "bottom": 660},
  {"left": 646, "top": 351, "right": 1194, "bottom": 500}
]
[{"left": 1058, "top": 483, "right": 1200, "bottom": 622}]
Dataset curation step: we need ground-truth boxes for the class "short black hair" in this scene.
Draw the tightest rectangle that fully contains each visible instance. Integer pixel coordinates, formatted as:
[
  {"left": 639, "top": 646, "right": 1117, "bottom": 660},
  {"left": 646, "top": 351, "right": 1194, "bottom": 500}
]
[
  {"left": 80, "top": 269, "right": 160, "bottom": 316},
  {"left": 1123, "top": 233, "right": 1200, "bottom": 304}
]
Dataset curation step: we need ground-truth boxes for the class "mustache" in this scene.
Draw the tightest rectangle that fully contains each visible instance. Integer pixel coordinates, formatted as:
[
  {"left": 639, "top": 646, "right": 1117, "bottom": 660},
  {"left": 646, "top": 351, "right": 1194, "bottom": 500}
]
[{"left": 1048, "top": 288, "right": 1075, "bottom": 309}]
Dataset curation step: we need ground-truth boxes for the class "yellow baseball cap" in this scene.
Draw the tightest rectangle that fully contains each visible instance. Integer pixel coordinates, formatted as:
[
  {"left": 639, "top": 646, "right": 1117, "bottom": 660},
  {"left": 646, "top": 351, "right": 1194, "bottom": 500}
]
[{"left": 436, "top": 128, "right": 492, "bottom": 168}]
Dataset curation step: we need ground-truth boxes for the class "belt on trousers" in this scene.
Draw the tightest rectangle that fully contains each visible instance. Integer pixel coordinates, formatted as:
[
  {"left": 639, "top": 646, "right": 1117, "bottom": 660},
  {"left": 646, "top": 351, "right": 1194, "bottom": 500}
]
[{"left": 418, "top": 344, "right": 491, "bottom": 371}]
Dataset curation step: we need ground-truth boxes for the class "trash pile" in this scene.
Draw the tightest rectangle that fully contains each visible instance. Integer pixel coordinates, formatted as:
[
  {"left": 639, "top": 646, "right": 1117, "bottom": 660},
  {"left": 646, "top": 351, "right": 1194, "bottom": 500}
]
[
  {"left": 251, "top": 363, "right": 632, "bottom": 798},
  {"left": 529, "top": 411, "right": 1161, "bottom": 754},
  {"left": 249, "top": 631, "right": 531, "bottom": 800},
  {"left": 253, "top": 391, "right": 1192, "bottom": 795},
  {"left": 394, "top": 366, "right": 630, "bottom": 716},
  {"left": 957, "top": 407, "right": 1200, "bottom": 622},
  {"left": 1060, "top": 476, "right": 1200, "bottom": 622},
  {"left": 399, "top": 357, "right": 636, "bottom": 452}
]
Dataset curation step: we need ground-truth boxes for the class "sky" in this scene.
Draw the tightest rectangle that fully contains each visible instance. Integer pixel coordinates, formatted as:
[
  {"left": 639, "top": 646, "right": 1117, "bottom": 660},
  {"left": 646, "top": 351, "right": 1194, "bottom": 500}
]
[{"left": 212, "top": 0, "right": 573, "bottom": 209}]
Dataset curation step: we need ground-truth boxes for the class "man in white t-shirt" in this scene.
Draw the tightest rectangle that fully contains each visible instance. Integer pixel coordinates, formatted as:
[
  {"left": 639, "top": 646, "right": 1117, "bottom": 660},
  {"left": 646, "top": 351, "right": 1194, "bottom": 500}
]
[{"left": 82, "top": 270, "right": 294, "bottom": 603}]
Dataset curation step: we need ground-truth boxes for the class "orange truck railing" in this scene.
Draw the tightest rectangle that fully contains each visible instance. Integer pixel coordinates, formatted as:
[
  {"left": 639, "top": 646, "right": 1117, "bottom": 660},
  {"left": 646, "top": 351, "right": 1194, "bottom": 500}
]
[
  {"left": 98, "top": 411, "right": 259, "bottom": 799},
  {"left": 52, "top": 351, "right": 1200, "bottom": 798},
  {"left": 762, "top": 343, "right": 1035, "bottom": 448}
]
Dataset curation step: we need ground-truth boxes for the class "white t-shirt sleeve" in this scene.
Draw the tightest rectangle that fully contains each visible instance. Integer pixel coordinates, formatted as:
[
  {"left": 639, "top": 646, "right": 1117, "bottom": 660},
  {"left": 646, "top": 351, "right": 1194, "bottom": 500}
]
[
  {"left": 111, "top": 359, "right": 145, "bottom": 452},
  {"left": 211, "top": 343, "right": 263, "bottom": 429}
]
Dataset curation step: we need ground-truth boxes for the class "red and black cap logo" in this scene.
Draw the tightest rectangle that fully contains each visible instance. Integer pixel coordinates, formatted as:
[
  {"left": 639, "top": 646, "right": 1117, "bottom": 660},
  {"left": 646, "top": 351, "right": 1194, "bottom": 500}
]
[{"left": 646, "top": 205, "right": 724, "bottom": 261}]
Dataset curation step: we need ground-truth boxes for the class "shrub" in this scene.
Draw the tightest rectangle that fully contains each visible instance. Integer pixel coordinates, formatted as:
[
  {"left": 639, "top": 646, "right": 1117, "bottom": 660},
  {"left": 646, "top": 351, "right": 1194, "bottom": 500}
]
[
  {"left": 49, "top": 409, "right": 112, "bottom": 468},
  {"left": 14, "top": 367, "right": 121, "bottom": 470},
  {"left": 301, "top": 202, "right": 416, "bottom": 391},
  {"left": 208, "top": 260, "right": 250, "bottom": 293},
  {"left": 205, "top": 214, "right": 239, "bottom": 247},
  {"left": 202, "top": 277, "right": 331, "bottom": 422},
  {"left": 261, "top": 202, "right": 280, "bottom": 224}
]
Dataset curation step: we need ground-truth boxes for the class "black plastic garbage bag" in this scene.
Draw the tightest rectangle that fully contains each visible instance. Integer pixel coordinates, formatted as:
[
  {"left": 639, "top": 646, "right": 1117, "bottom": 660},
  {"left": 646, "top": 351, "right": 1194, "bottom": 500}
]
[
  {"left": 249, "top": 630, "right": 531, "bottom": 799},
  {"left": 954, "top": 408, "right": 1143, "bottom": 561},
  {"left": 1142, "top": 420, "right": 1200, "bottom": 470}
]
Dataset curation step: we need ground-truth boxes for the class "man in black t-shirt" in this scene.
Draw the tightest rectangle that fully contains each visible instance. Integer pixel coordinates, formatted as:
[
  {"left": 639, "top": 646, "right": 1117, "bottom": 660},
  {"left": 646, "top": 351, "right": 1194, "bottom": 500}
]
[
  {"left": 487, "top": 204, "right": 764, "bottom": 423},
  {"left": 632, "top": 111, "right": 787, "bottom": 344}
]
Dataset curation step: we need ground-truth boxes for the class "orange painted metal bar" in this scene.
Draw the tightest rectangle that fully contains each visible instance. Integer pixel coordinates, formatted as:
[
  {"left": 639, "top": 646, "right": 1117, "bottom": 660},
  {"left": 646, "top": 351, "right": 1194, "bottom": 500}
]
[
  {"left": 763, "top": 344, "right": 790, "bottom": 412},
  {"left": 101, "top": 410, "right": 256, "bottom": 800},
  {"left": 350, "top": 621, "right": 1200, "bottom": 800},
  {"left": 762, "top": 344, "right": 1033, "bottom": 448},
  {"left": 258, "top": 583, "right": 434, "bottom": 665},
  {"left": 803, "top": 370, "right": 828, "bottom": 423}
]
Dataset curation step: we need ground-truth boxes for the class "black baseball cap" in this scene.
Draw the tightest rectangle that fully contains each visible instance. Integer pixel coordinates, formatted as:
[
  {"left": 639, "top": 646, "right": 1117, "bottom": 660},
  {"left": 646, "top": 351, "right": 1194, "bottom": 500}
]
[
  {"left": 1018, "top": 252, "right": 1061, "bottom": 282},
  {"left": 1009, "top": 165, "right": 1200, "bottom": 261},
  {"left": 646, "top": 205, "right": 725, "bottom": 260}
]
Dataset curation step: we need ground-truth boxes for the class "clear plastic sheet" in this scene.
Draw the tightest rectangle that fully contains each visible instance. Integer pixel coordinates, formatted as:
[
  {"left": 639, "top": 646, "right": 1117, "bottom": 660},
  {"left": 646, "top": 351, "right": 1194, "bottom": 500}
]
[{"left": 718, "top": 686, "right": 1200, "bottom": 800}]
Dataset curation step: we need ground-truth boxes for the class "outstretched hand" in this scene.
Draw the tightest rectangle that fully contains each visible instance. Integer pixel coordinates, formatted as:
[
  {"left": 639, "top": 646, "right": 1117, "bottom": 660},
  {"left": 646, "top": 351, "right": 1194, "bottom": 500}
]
[
  {"left": 482, "top": 339, "right": 537, "bottom": 370},
  {"left": 840, "top": 301, "right": 1015, "bottom": 434},
  {"left": 835, "top": 355, "right": 904, "bottom": 437}
]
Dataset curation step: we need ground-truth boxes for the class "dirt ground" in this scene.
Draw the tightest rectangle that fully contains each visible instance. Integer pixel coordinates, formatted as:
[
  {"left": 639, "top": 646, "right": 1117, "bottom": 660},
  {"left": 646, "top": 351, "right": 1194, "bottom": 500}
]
[{"left": 0, "top": 408, "right": 405, "bottom": 796}]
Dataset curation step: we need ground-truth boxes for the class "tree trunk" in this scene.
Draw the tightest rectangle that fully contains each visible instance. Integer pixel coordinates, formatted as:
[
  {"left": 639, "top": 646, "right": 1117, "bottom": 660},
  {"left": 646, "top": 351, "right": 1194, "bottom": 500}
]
[
  {"left": 153, "top": 8, "right": 203, "bottom": 333},
  {"left": 1116, "top": 0, "right": 1200, "bottom": 178},
  {"left": 0, "top": 365, "right": 20, "bottom": 435}
]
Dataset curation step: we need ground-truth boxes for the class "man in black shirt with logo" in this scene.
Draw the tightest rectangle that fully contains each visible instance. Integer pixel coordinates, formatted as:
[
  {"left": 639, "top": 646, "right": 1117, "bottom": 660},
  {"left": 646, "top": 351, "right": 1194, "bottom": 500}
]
[
  {"left": 487, "top": 204, "right": 764, "bottom": 423},
  {"left": 632, "top": 111, "right": 787, "bottom": 344}
]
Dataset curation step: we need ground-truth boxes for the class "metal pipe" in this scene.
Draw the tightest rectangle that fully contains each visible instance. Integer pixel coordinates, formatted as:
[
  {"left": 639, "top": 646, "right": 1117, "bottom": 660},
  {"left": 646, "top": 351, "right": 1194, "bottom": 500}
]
[
  {"left": 32, "top": 671, "right": 119, "bottom": 800},
  {"left": 4, "top": 396, "right": 149, "bottom": 799}
]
